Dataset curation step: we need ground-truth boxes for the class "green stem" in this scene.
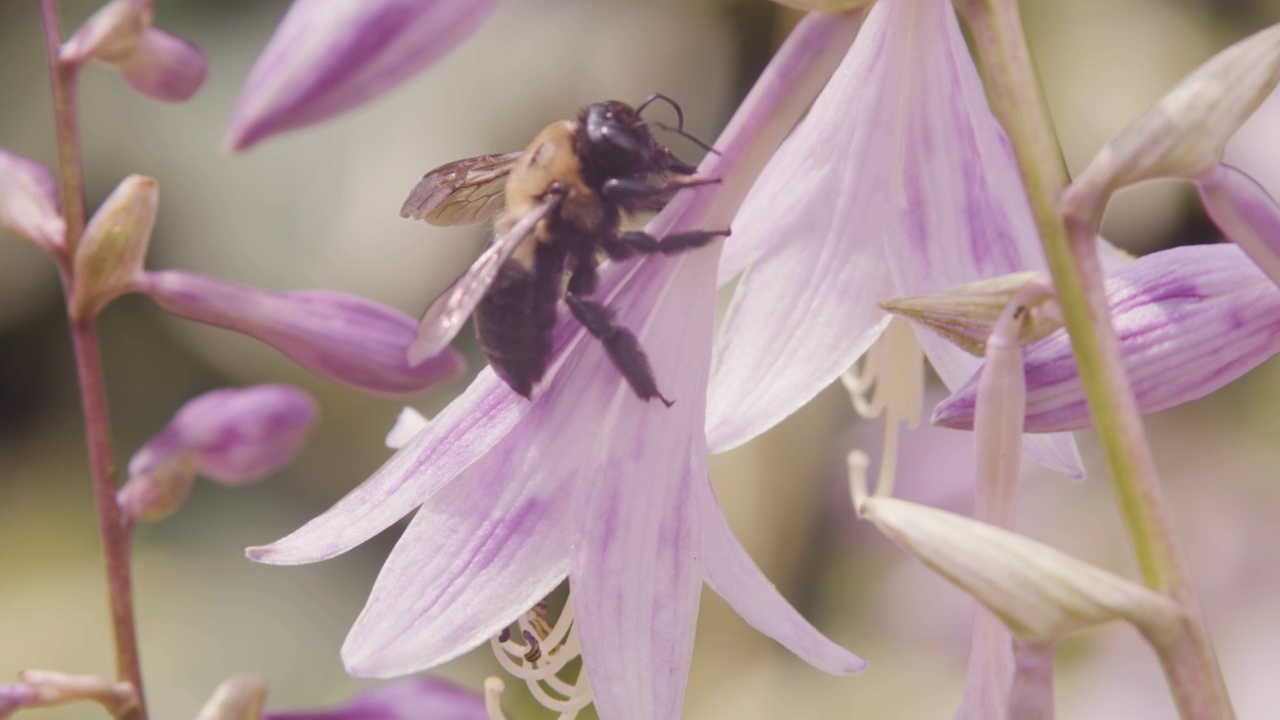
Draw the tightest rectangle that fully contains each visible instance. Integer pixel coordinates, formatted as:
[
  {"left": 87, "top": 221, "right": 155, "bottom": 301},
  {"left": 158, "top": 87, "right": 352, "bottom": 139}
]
[
  {"left": 40, "top": 3, "right": 148, "bottom": 718},
  {"left": 955, "top": 1, "right": 1233, "bottom": 718}
]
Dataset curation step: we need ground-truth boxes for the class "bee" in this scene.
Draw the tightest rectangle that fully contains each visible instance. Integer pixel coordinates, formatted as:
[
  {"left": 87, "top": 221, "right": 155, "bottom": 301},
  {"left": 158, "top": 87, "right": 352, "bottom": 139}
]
[{"left": 401, "top": 94, "right": 728, "bottom": 405}]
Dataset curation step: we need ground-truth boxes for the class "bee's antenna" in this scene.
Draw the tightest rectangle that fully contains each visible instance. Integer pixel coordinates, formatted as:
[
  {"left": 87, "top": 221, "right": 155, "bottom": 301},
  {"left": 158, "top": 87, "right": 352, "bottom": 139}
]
[
  {"left": 636, "top": 93, "right": 686, "bottom": 131},
  {"left": 652, "top": 121, "right": 720, "bottom": 155}
]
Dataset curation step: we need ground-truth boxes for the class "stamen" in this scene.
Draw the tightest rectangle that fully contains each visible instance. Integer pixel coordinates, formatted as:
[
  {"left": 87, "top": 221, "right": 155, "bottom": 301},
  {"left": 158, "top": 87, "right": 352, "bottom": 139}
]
[
  {"left": 489, "top": 593, "right": 594, "bottom": 719},
  {"left": 484, "top": 677, "right": 509, "bottom": 720}
]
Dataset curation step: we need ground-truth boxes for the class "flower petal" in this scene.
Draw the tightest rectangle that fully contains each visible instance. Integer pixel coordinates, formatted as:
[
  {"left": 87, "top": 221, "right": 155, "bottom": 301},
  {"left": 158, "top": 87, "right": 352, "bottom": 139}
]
[
  {"left": 142, "top": 270, "right": 465, "bottom": 395},
  {"left": 1197, "top": 163, "right": 1280, "bottom": 288},
  {"left": 116, "top": 28, "right": 208, "bottom": 102},
  {"left": 264, "top": 677, "right": 488, "bottom": 720},
  {"left": 0, "top": 149, "right": 65, "bottom": 251},
  {"left": 226, "top": 0, "right": 499, "bottom": 151},
  {"left": 249, "top": 375, "right": 522, "bottom": 564},
  {"left": 342, "top": 451, "right": 571, "bottom": 677},
  {"left": 699, "top": 480, "right": 866, "bottom": 675}
]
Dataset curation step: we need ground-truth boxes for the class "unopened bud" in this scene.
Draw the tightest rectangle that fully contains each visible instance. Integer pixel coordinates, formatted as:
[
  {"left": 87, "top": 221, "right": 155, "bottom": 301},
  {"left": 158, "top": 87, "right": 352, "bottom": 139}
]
[
  {"left": 71, "top": 175, "right": 157, "bottom": 319},
  {"left": 141, "top": 270, "right": 466, "bottom": 395},
  {"left": 194, "top": 675, "right": 266, "bottom": 720},
  {"left": 263, "top": 677, "right": 489, "bottom": 720},
  {"left": 854, "top": 494, "right": 1183, "bottom": 643},
  {"left": 1196, "top": 164, "right": 1280, "bottom": 289},
  {"left": 61, "top": 0, "right": 207, "bottom": 102},
  {"left": 0, "top": 150, "right": 65, "bottom": 252},
  {"left": 120, "top": 385, "right": 318, "bottom": 521},
  {"left": 881, "top": 272, "right": 1061, "bottom": 356},
  {"left": 1063, "top": 22, "right": 1280, "bottom": 229}
]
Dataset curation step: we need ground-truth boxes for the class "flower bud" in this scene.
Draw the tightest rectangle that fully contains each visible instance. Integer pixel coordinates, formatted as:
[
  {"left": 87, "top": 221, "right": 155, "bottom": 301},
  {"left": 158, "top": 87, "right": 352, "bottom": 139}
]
[
  {"left": 194, "top": 675, "right": 267, "bottom": 720},
  {"left": 70, "top": 175, "right": 157, "bottom": 319},
  {"left": 1196, "top": 163, "right": 1280, "bottom": 288},
  {"left": 61, "top": 0, "right": 207, "bottom": 102},
  {"left": 141, "top": 270, "right": 466, "bottom": 395},
  {"left": 855, "top": 494, "right": 1183, "bottom": 642},
  {"left": 119, "top": 385, "right": 318, "bottom": 521},
  {"left": 0, "top": 150, "right": 65, "bottom": 251},
  {"left": 384, "top": 407, "right": 429, "bottom": 450},
  {"left": 263, "top": 677, "right": 488, "bottom": 720},
  {"left": 881, "top": 271, "right": 1062, "bottom": 357},
  {"left": 934, "top": 245, "right": 1280, "bottom": 433},
  {"left": 225, "top": 0, "right": 499, "bottom": 151},
  {"left": 1062, "top": 22, "right": 1280, "bottom": 229}
]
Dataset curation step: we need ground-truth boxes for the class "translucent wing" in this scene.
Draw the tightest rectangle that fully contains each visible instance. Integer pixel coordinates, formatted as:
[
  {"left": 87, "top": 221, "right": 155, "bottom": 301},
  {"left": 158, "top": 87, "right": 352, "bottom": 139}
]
[
  {"left": 407, "top": 189, "right": 565, "bottom": 364},
  {"left": 400, "top": 151, "right": 522, "bottom": 226}
]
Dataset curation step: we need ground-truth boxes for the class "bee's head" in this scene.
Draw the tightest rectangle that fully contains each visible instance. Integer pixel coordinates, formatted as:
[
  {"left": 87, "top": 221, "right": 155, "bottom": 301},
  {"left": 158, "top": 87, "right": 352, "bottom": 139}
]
[{"left": 582, "top": 100, "right": 658, "bottom": 175}]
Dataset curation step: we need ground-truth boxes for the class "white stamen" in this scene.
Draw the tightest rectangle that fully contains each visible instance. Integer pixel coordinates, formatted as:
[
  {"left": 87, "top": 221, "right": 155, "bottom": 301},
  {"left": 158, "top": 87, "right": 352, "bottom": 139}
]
[
  {"left": 484, "top": 677, "right": 509, "bottom": 720},
  {"left": 489, "top": 594, "right": 593, "bottom": 718}
]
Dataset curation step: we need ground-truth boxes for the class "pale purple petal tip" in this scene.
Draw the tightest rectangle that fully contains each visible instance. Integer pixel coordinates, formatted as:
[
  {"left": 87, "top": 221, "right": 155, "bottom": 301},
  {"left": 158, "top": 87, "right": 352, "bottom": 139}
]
[
  {"left": 225, "top": 0, "right": 499, "bottom": 151},
  {"left": 933, "top": 245, "right": 1280, "bottom": 432},
  {"left": 1198, "top": 163, "right": 1280, "bottom": 288},
  {"left": 141, "top": 270, "right": 466, "bottom": 395},
  {"left": 117, "top": 28, "right": 208, "bottom": 102},
  {"left": 264, "top": 677, "right": 488, "bottom": 720},
  {"left": 0, "top": 149, "right": 65, "bottom": 250}
]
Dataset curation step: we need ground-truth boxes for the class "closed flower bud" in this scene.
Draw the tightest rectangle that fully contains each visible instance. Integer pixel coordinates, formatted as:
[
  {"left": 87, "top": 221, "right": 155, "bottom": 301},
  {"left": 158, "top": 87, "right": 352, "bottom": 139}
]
[
  {"left": 194, "top": 675, "right": 267, "bottom": 720},
  {"left": 934, "top": 245, "right": 1280, "bottom": 433},
  {"left": 855, "top": 494, "right": 1183, "bottom": 643},
  {"left": 61, "top": 0, "right": 207, "bottom": 102},
  {"left": 0, "top": 150, "right": 65, "bottom": 252},
  {"left": 70, "top": 175, "right": 157, "bottom": 319},
  {"left": 119, "top": 385, "right": 318, "bottom": 521},
  {"left": 1063, "top": 22, "right": 1280, "bottom": 229},
  {"left": 225, "top": 0, "right": 498, "bottom": 151},
  {"left": 263, "top": 677, "right": 488, "bottom": 720},
  {"left": 140, "top": 270, "right": 466, "bottom": 395},
  {"left": 880, "top": 271, "right": 1062, "bottom": 356}
]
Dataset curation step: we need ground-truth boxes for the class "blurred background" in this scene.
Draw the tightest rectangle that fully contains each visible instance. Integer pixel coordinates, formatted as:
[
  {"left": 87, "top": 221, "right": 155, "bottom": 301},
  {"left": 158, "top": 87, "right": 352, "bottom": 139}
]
[{"left": 2, "top": 0, "right": 1280, "bottom": 717}]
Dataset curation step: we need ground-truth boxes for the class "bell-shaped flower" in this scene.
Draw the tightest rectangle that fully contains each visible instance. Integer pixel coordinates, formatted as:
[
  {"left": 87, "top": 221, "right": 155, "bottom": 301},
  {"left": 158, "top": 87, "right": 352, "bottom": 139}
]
[
  {"left": 263, "top": 677, "right": 489, "bottom": 720},
  {"left": 247, "top": 13, "right": 867, "bottom": 720},
  {"left": 61, "top": 0, "right": 207, "bottom": 102},
  {"left": 1060, "top": 22, "right": 1280, "bottom": 287},
  {"left": 706, "top": 0, "right": 1083, "bottom": 477},
  {"left": 225, "top": 0, "right": 499, "bottom": 151},
  {"left": 70, "top": 174, "right": 157, "bottom": 319},
  {"left": 118, "top": 384, "right": 318, "bottom": 521},
  {"left": 137, "top": 270, "right": 465, "bottom": 395},
  {"left": 0, "top": 149, "right": 65, "bottom": 253},
  {"left": 934, "top": 244, "right": 1280, "bottom": 433}
]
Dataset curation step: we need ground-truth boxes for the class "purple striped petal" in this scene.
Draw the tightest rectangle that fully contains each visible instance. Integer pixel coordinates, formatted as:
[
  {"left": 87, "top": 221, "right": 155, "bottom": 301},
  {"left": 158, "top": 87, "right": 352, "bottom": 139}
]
[
  {"left": 225, "top": 0, "right": 499, "bottom": 151},
  {"left": 141, "top": 270, "right": 465, "bottom": 395},
  {"left": 0, "top": 149, "right": 65, "bottom": 251},
  {"left": 934, "top": 244, "right": 1280, "bottom": 432},
  {"left": 264, "top": 677, "right": 487, "bottom": 720}
]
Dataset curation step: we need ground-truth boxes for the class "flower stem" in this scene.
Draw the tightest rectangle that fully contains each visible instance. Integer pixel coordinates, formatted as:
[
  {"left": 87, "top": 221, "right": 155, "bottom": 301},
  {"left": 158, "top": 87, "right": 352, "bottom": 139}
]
[
  {"left": 40, "top": 3, "right": 148, "bottom": 718},
  {"left": 955, "top": 1, "right": 1233, "bottom": 718}
]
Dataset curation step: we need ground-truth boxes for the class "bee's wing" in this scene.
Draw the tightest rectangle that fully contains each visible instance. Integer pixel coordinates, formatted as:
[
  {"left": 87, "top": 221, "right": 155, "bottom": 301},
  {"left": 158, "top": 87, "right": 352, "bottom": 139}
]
[
  {"left": 407, "top": 189, "right": 564, "bottom": 364},
  {"left": 400, "top": 151, "right": 523, "bottom": 226}
]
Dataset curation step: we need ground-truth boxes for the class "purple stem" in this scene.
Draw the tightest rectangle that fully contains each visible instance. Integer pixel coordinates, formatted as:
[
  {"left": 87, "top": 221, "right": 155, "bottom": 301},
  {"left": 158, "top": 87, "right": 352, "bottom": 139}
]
[{"left": 40, "top": 2, "right": 148, "bottom": 719}]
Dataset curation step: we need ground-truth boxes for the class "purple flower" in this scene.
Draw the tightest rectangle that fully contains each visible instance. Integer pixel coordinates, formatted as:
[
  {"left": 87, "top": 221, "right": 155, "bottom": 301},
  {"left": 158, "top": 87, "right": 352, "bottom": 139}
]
[
  {"left": 705, "top": 0, "right": 1082, "bottom": 477},
  {"left": 0, "top": 150, "right": 65, "bottom": 252},
  {"left": 933, "top": 244, "right": 1280, "bottom": 433},
  {"left": 247, "top": 13, "right": 867, "bottom": 720},
  {"left": 119, "top": 384, "right": 318, "bottom": 520},
  {"left": 263, "top": 677, "right": 488, "bottom": 720},
  {"left": 61, "top": 0, "right": 207, "bottom": 102},
  {"left": 225, "top": 0, "right": 499, "bottom": 151},
  {"left": 139, "top": 270, "right": 465, "bottom": 395}
]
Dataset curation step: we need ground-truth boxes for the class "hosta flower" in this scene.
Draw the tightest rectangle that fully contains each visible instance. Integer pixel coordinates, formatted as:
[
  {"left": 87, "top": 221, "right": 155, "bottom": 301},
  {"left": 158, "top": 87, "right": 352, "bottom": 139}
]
[
  {"left": 226, "top": 0, "right": 499, "bottom": 151},
  {"left": 0, "top": 150, "right": 65, "bottom": 252},
  {"left": 248, "top": 13, "right": 866, "bottom": 720},
  {"left": 60, "top": 0, "right": 207, "bottom": 102},
  {"left": 706, "top": 0, "right": 1083, "bottom": 477},
  {"left": 934, "top": 243, "right": 1280, "bottom": 433}
]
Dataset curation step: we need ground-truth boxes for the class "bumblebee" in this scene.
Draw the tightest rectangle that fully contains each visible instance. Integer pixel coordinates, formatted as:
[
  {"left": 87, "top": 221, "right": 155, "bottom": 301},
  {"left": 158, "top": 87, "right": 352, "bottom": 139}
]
[{"left": 401, "top": 94, "right": 727, "bottom": 405}]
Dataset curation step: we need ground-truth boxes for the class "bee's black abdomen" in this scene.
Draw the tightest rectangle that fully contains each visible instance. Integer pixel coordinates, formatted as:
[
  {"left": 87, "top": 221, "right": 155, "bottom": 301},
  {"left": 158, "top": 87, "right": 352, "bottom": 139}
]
[{"left": 475, "top": 248, "right": 562, "bottom": 398}]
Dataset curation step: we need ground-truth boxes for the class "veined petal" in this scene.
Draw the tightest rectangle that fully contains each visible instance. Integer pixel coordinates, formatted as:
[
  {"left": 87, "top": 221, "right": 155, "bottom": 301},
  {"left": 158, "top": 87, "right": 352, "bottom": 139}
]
[
  {"left": 226, "top": 0, "right": 499, "bottom": 151},
  {"left": 0, "top": 149, "right": 65, "bottom": 251},
  {"left": 142, "top": 270, "right": 464, "bottom": 395},
  {"left": 343, "top": 451, "right": 572, "bottom": 677},
  {"left": 1197, "top": 163, "right": 1280, "bottom": 288},
  {"left": 264, "top": 677, "right": 487, "bottom": 720},
  {"left": 699, "top": 480, "right": 866, "bottom": 675},
  {"left": 249, "top": 374, "right": 522, "bottom": 564},
  {"left": 934, "top": 244, "right": 1280, "bottom": 432}
]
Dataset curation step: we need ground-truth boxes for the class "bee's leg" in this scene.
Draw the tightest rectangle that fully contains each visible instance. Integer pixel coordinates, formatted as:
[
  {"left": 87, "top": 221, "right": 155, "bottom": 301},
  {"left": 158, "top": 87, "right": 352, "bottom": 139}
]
[
  {"left": 567, "top": 251, "right": 599, "bottom": 296},
  {"left": 602, "top": 227, "right": 730, "bottom": 260},
  {"left": 564, "top": 295, "right": 673, "bottom": 407},
  {"left": 601, "top": 176, "right": 720, "bottom": 204}
]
